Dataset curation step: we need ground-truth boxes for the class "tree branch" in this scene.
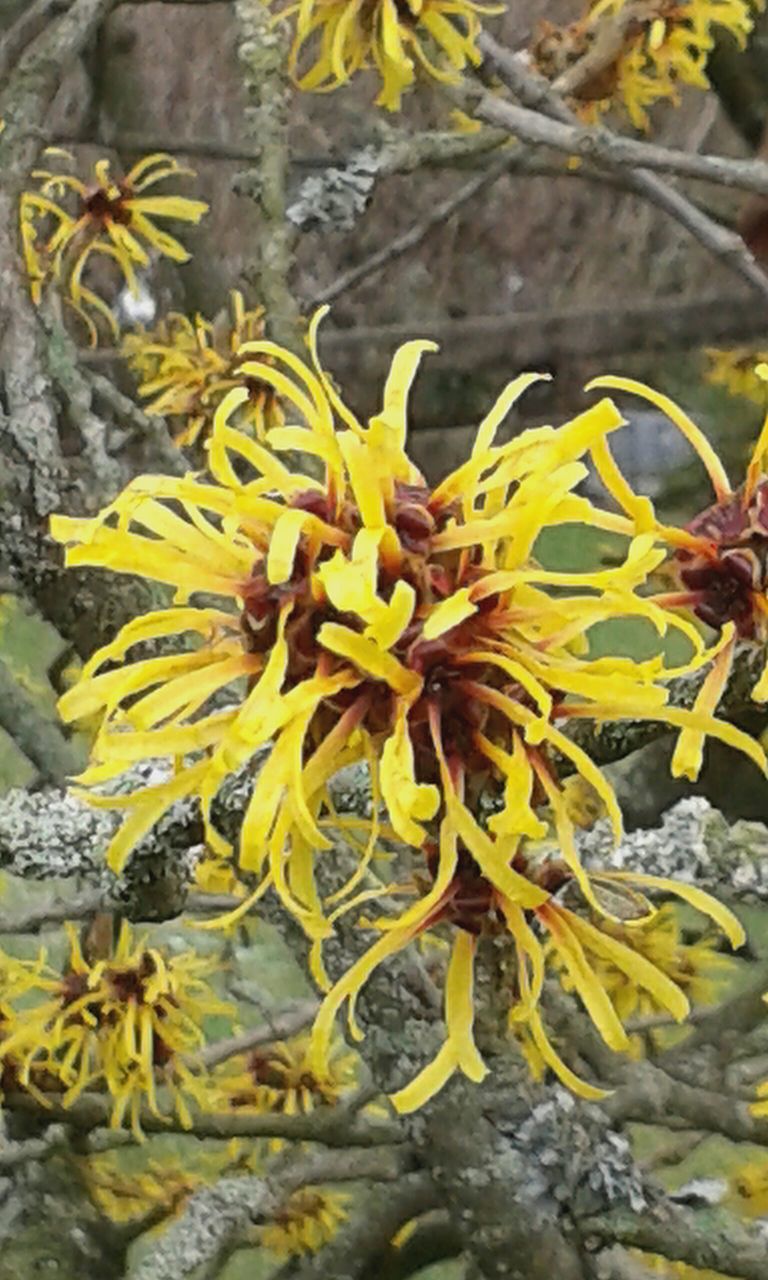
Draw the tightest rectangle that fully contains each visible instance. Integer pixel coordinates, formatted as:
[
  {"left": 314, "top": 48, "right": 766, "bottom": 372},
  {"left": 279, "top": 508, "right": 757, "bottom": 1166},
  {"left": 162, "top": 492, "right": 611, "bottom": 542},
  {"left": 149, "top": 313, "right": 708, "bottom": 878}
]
[
  {"left": 312, "top": 150, "right": 521, "bottom": 305},
  {"left": 316, "top": 294, "right": 768, "bottom": 380},
  {"left": 583, "top": 1204, "right": 768, "bottom": 1280},
  {"left": 0, "top": 656, "right": 83, "bottom": 783},
  {"left": 604, "top": 1059, "right": 768, "bottom": 1146},
  {"left": 234, "top": 1, "right": 300, "bottom": 350},
  {"left": 473, "top": 35, "right": 768, "bottom": 311},
  {"left": 195, "top": 999, "right": 320, "bottom": 1069},
  {"left": 4, "top": 1089, "right": 405, "bottom": 1147},
  {"left": 126, "top": 1146, "right": 414, "bottom": 1280},
  {"left": 291, "top": 1173, "right": 442, "bottom": 1280}
]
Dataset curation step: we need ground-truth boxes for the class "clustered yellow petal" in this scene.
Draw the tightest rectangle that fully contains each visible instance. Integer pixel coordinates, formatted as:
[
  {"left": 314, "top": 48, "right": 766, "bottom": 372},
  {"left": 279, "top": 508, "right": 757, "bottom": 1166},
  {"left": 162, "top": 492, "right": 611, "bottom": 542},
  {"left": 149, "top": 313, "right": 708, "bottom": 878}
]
[
  {"left": 122, "top": 290, "right": 284, "bottom": 447},
  {"left": 213, "top": 1033, "right": 358, "bottom": 1150},
  {"left": 261, "top": 1187, "right": 349, "bottom": 1256},
  {"left": 0, "top": 922, "right": 231, "bottom": 1138},
  {"left": 52, "top": 308, "right": 764, "bottom": 1112},
  {"left": 20, "top": 151, "right": 208, "bottom": 345},
  {"left": 728, "top": 1157, "right": 768, "bottom": 1215},
  {"left": 278, "top": 0, "right": 501, "bottom": 109},
  {"left": 705, "top": 347, "right": 768, "bottom": 406},
  {"left": 549, "top": 902, "right": 732, "bottom": 1059},
  {"left": 533, "top": 0, "right": 762, "bottom": 130}
]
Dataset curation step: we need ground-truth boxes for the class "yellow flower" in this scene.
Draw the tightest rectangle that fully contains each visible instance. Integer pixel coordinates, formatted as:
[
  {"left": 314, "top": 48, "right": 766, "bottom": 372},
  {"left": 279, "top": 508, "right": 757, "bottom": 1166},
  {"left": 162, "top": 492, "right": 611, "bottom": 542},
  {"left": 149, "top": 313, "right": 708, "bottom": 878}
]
[
  {"left": 0, "top": 921, "right": 231, "bottom": 1138},
  {"left": 261, "top": 1187, "right": 349, "bottom": 1256},
  {"left": 279, "top": 0, "right": 500, "bottom": 110},
  {"left": 215, "top": 1033, "right": 357, "bottom": 1129},
  {"left": 549, "top": 903, "right": 731, "bottom": 1058},
  {"left": 213, "top": 1033, "right": 359, "bottom": 1153},
  {"left": 21, "top": 151, "right": 208, "bottom": 344},
  {"left": 588, "top": 373, "right": 768, "bottom": 731},
  {"left": 728, "top": 1158, "right": 768, "bottom": 1216},
  {"left": 52, "top": 310, "right": 763, "bottom": 1112},
  {"left": 705, "top": 347, "right": 768, "bottom": 406},
  {"left": 536, "top": 0, "right": 760, "bottom": 130},
  {"left": 122, "top": 291, "right": 284, "bottom": 447}
]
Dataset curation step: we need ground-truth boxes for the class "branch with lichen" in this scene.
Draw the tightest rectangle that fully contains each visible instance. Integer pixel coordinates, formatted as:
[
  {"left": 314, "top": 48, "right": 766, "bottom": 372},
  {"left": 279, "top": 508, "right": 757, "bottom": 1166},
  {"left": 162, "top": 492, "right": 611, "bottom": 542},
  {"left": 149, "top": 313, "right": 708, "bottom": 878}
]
[
  {"left": 583, "top": 1204, "right": 768, "bottom": 1280},
  {"left": 124, "top": 1146, "right": 414, "bottom": 1280},
  {"left": 234, "top": 0, "right": 302, "bottom": 351}
]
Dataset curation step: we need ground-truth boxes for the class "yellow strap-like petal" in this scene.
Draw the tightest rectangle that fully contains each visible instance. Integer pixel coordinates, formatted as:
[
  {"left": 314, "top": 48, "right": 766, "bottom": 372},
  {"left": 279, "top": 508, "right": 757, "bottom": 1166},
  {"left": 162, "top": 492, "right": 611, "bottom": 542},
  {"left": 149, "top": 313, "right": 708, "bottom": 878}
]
[
  {"left": 598, "top": 871, "right": 745, "bottom": 950},
  {"left": 586, "top": 375, "right": 731, "bottom": 502},
  {"left": 318, "top": 622, "right": 420, "bottom": 696},
  {"left": 561, "top": 907, "right": 690, "bottom": 1023},
  {"left": 539, "top": 903, "right": 629, "bottom": 1052},
  {"left": 422, "top": 588, "right": 477, "bottom": 641}
]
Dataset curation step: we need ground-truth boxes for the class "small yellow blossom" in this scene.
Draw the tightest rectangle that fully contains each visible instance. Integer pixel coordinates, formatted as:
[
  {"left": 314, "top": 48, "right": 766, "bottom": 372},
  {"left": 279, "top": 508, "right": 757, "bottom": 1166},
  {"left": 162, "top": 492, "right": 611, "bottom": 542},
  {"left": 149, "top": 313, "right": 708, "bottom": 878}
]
[
  {"left": 0, "top": 921, "right": 231, "bottom": 1137},
  {"left": 589, "top": 373, "right": 768, "bottom": 719},
  {"left": 705, "top": 347, "right": 768, "bottom": 406},
  {"left": 550, "top": 903, "right": 731, "bottom": 1057},
  {"left": 533, "top": 1, "right": 760, "bottom": 130},
  {"left": 728, "top": 1158, "right": 768, "bottom": 1216},
  {"left": 21, "top": 152, "right": 208, "bottom": 343},
  {"left": 52, "top": 311, "right": 763, "bottom": 1112},
  {"left": 261, "top": 1187, "right": 349, "bottom": 1256},
  {"left": 122, "top": 291, "right": 284, "bottom": 447},
  {"left": 279, "top": 0, "right": 501, "bottom": 110},
  {"left": 214, "top": 1034, "right": 357, "bottom": 1149}
]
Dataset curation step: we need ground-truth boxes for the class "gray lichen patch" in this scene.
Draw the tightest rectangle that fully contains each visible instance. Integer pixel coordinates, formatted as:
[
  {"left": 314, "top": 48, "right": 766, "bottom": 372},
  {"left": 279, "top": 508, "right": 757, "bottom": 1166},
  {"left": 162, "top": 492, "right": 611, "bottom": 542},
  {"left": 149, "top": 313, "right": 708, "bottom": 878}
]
[
  {"left": 287, "top": 148, "right": 381, "bottom": 233},
  {"left": 579, "top": 797, "right": 768, "bottom": 902}
]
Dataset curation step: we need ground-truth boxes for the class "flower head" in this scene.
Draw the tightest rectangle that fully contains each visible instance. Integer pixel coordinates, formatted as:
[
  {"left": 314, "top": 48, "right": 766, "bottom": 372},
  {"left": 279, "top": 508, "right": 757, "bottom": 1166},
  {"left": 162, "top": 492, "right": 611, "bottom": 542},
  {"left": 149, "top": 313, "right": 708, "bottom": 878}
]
[
  {"left": 216, "top": 1033, "right": 356, "bottom": 1117},
  {"left": 279, "top": 0, "right": 499, "bottom": 110},
  {"left": 727, "top": 1157, "right": 768, "bottom": 1216},
  {"left": 261, "top": 1187, "right": 349, "bottom": 1256},
  {"left": 705, "top": 347, "right": 768, "bottom": 407},
  {"left": 21, "top": 151, "right": 208, "bottom": 343},
  {"left": 122, "top": 290, "right": 284, "bottom": 447},
  {"left": 0, "top": 921, "right": 231, "bottom": 1137},
  {"left": 591, "top": 373, "right": 768, "bottom": 714},
  {"left": 552, "top": 902, "right": 732, "bottom": 1057},
  {"left": 52, "top": 312, "right": 762, "bottom": 1110},
  {"left": 533, "top": 0, "right": 759, "bottom": 130}
]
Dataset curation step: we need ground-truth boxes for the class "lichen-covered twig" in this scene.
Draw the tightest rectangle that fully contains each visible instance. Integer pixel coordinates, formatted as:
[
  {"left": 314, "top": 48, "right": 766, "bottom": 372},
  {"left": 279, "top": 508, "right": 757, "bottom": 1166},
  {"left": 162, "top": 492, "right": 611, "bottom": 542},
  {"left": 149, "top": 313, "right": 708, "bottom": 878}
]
[
  {"left": 583, "top": 1204, "right": 768, "bottom": 1280},
  {"left": 4, "top": 1088, "right": 405, "bottom": 1147},
  {"left": 234, "top": 0, "right": 301, "bottom": 350},
  {"left": 291, "top": 1173, "right": 442, "bottom": 1280},
  {"left": 0, "top": 656, "right": 83, "bottom": 783},
  {"left": 126, "top": 1146, "right": 414, "bottom": 1280},
  {"left": 0, "top": 886, "right": 104, "bottom": 935},
  {"left": 195, "top": 999, "right": 320, "bottom": 1069}
]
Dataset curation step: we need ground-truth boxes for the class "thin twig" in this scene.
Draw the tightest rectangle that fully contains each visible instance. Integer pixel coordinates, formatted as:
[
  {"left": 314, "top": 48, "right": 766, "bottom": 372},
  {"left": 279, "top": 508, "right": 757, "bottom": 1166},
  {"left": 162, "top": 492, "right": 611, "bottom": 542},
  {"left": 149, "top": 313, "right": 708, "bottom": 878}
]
[
  {"left": 474, "top": 35, "right": 768, "bottom": 312},
  {"left": 583, "top": 1204, "right": 768, "bottom": 1280},
  {"left": 0, "top": 657, "right": 83, "bottom": 784},
  {"left": 3, "top": 1089, "right": 405, "bottom": 1146},
  {"left": 127, "top": 1146, "right": 415, "bottom": 1280},
  {"left": 552, "top": 4, "right": 646, "bottom": 99},
  {"left": 473, "top": 93, "right": 768, "bottom": 198},
  {"left": 194, "top": 999, "right": 320, "bottom": 1070},
  {"left": 234, "top": 2, "right": 301, "bottom": 350},
  {"left": 313, "top": 150, "right": 520, "bottom": 306},
  {"left": 313, "top": 293, "right": 768, "bottom": 381},
  {"left": 86, "top": 370, "right": 186, "bottom": 476},
  {"left": 0, "top": 0, "right": 73, "bottom": 88}
]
